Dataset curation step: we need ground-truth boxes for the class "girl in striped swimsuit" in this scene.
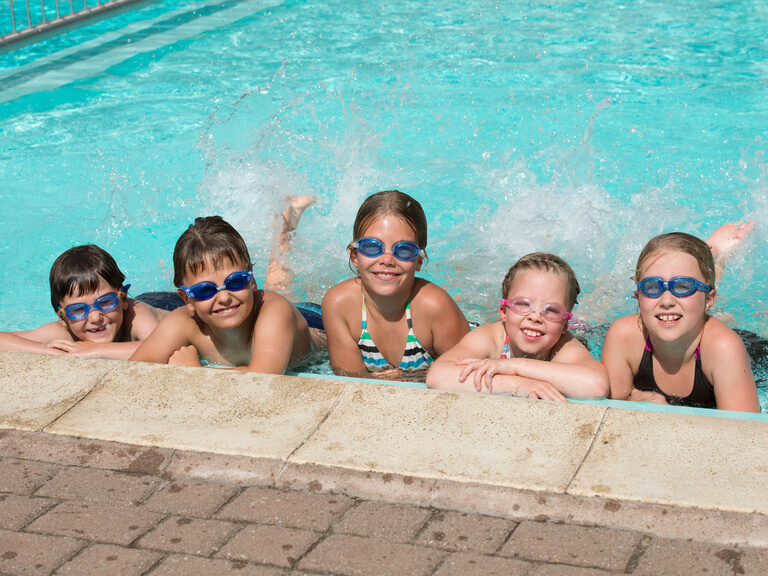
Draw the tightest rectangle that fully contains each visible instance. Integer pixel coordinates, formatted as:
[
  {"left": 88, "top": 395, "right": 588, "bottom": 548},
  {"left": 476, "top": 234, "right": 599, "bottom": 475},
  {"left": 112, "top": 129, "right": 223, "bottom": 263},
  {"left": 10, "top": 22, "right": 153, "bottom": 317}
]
[{"left": 321, "top": 190, "right": 470, "bottom": 381}]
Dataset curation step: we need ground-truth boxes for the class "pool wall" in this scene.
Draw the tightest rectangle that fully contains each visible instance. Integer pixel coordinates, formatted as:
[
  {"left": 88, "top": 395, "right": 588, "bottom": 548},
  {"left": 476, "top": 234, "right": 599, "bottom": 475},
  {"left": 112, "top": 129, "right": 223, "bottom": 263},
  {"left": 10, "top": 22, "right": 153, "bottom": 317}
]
[{"left": 2, "top": 350, "right": 767, "bottom": 547}]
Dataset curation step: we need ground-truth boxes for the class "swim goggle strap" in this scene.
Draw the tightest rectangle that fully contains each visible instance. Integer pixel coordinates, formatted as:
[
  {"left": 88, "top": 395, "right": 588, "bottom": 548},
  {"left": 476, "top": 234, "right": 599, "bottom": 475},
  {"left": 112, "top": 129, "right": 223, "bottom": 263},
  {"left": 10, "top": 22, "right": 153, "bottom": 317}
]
[
  {"left": 500, "top": 297, "right": 572, "bottom": 322},
  {"left": 350, "top": 237, "right": 424, "bottom": 262},
  {"left": 636, "top": 276, "right": 712, "bottom": 298},
  {"left": 178, "top": 270, "right": 253, "bottom": 301},
  {"left": 57, "top": 284, "right": 130, "bottom": 321}
]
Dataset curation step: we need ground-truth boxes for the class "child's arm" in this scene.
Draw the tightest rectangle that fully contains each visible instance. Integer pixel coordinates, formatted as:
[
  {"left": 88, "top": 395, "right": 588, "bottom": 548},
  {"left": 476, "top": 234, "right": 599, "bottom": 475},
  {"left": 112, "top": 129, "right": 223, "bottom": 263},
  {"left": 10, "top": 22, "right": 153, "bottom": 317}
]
[
  {"left": 456, "top": 334, "right": 609, "bottom": 399},
  {"left": 130, "top": 308, "right": 194, "bottom": 364},
  {"left": 704, "top": 320, "right": 760, "bottom": 412},
  {"left": 601, "top": 315, "right": 642, "bottom": 401},
  {"left": 321, "top": 286, "right": 373, "bottom": 378},
  {"left": 0, "top": 323, "right": 70, "bottom": 355},
  {"left": 241, "top": 292, "right": 301, "bottom": 374},
  {"left": 45, "top": 339, "right": 142, "bottom": 360}
]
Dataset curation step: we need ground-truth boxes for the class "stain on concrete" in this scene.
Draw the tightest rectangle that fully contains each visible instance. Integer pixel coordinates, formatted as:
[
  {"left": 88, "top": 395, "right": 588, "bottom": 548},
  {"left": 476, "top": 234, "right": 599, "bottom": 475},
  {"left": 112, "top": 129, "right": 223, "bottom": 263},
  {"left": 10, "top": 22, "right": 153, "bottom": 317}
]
[
  {"left": 1, "top": 551, "right": 17, "bottom": 560},
  {"left": 169, "top": 484, "right": 184, "bottom": 493},
  {"left": 591, "top": 484, "right": 611, "bottom": 493},
  {"left": 127, "top": 449, "right": 165, "bottom": 474},
  {"left": 715, "top": 548, "right": 745, "bottom": 575},
  {"left": 575, "top": 423, "right": 595, "bottom": 440},
  {"left": 403, "top": 476, "right": 414, "bottom": 485},
  {"left": 604, "top": 500, "right": 621, "bottom": 512},
  {"left": 177, "top": 518, "right": 192, "bottom": 526},
  {"left": 308, "top": 480, "right": 322, "bottom": 492}
]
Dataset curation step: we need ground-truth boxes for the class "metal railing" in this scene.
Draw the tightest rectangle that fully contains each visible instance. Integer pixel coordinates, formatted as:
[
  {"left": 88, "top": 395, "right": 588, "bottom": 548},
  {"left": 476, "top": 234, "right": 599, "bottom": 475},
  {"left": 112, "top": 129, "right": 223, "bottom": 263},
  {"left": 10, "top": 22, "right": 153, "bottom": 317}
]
[{"left": 1, "top": 0, "right": 152, "bottom": 52}]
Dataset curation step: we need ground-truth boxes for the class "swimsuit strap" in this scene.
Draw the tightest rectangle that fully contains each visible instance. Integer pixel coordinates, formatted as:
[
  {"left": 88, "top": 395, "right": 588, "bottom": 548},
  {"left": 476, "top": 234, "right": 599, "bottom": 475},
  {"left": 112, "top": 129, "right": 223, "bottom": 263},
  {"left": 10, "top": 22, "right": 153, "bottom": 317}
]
[{"left": 501, "top": 334, "right": 511, "bottom": 359}]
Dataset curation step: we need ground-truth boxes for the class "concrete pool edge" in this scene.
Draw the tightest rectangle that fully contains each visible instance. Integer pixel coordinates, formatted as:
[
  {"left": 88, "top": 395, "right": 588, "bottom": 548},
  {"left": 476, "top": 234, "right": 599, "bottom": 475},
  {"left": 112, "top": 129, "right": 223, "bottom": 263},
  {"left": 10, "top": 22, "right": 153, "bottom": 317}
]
[{"left": 1, "top": 350, "right": 767, "bottom": 549}]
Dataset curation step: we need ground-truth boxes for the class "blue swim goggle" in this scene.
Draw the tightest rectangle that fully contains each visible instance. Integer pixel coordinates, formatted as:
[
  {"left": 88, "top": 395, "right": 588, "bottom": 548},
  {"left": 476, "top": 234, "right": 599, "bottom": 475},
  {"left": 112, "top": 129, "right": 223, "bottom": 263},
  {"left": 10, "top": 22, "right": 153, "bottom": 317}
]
[
  {"left": 57, "top": 284, "right": 130, "bottom": 321},
  {"left": 636, "top": 276, "right": 712, "bottom": 298},
  {"left": 178, "top": 270, "right": 253, "bottom": 301},
  {"left": 351, "top": 237, "right": 423, "bottom": 262}
]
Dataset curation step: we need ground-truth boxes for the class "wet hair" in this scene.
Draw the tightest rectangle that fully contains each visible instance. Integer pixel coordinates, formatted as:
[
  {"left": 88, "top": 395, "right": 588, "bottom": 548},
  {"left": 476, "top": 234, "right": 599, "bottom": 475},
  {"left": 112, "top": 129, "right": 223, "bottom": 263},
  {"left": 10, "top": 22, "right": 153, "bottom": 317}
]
[
  {"left": 352, "top": 190, "right": 428, "bottom": 249},
  {"left": 173, "top": 216, "right": 252, "bottom": 286},
  {"left": 634, "top": 232, "right": 716, "bottom": 290},
  {"left": 501, "top": 252, "right": 581, "bottom": 310},
  {"left": 49, "top": 245, "right": 126, "bottom": 311}
]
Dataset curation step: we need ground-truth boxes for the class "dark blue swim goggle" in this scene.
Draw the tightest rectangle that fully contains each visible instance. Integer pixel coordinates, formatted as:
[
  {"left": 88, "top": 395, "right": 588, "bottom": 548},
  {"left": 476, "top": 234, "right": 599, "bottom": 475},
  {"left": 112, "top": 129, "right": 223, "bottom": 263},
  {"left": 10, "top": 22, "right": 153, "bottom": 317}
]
[
  {"left": 636, "top": 276, "right": 712, "bottom": 298},
  {"left": 351, "top": 237, "right": 423, "bottom": 262},
  {"left": 179, "top": 270, "right": 253, "bottom": 301},
  {"left": 57, "top": 284, "right": 130, "bottom": 321}
]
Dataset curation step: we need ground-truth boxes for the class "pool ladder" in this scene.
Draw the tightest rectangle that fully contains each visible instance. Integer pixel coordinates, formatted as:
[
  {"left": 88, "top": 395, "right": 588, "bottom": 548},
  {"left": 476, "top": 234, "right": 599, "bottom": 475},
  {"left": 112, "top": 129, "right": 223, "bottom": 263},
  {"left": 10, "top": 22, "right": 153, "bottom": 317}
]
[{"left": 1, "top": 0, "right": 153, "bottom": 53}]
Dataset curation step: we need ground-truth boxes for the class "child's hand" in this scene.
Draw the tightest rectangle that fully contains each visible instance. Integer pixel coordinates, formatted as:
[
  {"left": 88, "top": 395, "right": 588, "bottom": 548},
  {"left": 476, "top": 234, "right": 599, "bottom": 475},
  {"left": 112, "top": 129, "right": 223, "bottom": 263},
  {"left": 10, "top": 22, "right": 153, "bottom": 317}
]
[
  {"left": 46, "top": 340, "right": 96, "bottom": 357},
  {"left": 456, "top": 358, "right": 511, "bottom": 392},
  {"left": 168, "top": 345, "right": 202, "bottom": 367},
  {"left": 629, "top": 388, "right": 668, "bottom": 404},
  {"left": 515, "top": 380, "right": 567, "bottom": 402}
]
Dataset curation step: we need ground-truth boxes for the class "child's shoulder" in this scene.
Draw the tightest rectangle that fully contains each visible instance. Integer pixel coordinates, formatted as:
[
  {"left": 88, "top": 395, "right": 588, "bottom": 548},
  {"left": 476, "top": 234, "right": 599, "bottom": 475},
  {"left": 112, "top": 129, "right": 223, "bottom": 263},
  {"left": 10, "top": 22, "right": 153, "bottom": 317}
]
[
  {"left": 411, "top": 278, "right": 460, "bottom": 310},
  {"left": 321, "top": 278, "right": 361, "bottom": 309},
  {"left": 701, "top": 316, "right": 748, "bottom": 356},
  {"left": 126, "top": 299, "right": 169, "bottom": 340},
  {"left": 605, "top": 313, "right": 643, "bottom": 340}
]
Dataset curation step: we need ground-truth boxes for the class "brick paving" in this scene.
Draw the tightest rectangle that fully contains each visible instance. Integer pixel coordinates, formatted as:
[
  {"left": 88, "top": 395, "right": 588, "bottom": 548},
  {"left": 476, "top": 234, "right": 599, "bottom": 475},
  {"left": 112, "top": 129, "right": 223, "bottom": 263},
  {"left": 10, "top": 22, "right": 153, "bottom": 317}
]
[{"left": 1, "top": 430, "right": 767, "bottom": 575}]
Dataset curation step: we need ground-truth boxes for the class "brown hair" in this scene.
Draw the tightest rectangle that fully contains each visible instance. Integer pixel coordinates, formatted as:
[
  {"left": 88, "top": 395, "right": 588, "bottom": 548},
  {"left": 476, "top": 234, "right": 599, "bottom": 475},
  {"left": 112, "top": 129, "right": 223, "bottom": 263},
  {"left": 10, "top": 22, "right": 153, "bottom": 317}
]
[
  {"left": 352, "top": 190, "right": 428, "bottom": 249},
  {"left": 173, "top": 216, "right": 252, "bottom": 286},
  {"left": 49, "top": 245, "right": 126, "bottom": 311},
  {"left": 634, "top": 232, "right": 715, "bottom": 290},
  {"left": 501, "top": 252, "right": 580, "bottom": 310}
]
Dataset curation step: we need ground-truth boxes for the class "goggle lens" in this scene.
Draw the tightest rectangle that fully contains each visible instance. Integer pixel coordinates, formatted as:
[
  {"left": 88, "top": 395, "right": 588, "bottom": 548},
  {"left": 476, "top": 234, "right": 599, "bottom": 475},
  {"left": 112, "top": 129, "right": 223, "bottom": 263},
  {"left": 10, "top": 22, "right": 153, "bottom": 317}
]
[
  {"left": 636, "top": 277, "right": 710, "bottom": 298},
  {"left": 61, "top": 291, "right": 123, "bottom": 321},
  {"left": 501, "top": 298, "right": 572, "bottom": 322},
  {"left": 353, "top": 238, "right": 422, "bottom": 262}
]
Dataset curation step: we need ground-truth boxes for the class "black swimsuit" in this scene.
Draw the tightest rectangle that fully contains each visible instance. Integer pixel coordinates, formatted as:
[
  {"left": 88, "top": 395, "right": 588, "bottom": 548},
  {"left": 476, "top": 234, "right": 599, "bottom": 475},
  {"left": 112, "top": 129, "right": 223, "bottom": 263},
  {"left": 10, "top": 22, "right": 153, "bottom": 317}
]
[{"left": 633, "top": 338, "right": 716, "bottom": 408}]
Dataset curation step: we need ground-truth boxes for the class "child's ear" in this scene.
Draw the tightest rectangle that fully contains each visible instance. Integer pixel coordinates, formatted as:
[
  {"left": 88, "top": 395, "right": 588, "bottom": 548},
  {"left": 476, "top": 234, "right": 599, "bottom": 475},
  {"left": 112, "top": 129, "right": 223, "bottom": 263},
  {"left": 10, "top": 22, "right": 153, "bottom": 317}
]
[
  {"left": 705, "top": 289, "right": 717, "bottom": 311},
  {"left": 349, "top": 249, "right": 359, "bottom": 270},
  {"left": 177, "top": 289, "right": 194, "bottom": 310}
]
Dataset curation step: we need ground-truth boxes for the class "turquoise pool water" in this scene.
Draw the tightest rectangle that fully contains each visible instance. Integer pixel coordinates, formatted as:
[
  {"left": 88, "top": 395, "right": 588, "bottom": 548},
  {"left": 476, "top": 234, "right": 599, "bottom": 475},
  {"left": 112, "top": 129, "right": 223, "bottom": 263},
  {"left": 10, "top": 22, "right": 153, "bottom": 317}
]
[{"left": 1, "top": 0, "right": 767, "bottom": 407}]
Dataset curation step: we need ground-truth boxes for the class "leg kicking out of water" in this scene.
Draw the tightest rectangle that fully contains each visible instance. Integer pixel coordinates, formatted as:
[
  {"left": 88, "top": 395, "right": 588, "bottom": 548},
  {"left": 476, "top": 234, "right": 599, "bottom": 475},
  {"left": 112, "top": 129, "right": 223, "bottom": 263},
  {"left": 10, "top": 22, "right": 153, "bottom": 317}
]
[
  {"left": 706, "top": 220, "right": 754, "bottom": 283},
  {"left": 265, "top": 195, "right": 316, "bottom": 292}
]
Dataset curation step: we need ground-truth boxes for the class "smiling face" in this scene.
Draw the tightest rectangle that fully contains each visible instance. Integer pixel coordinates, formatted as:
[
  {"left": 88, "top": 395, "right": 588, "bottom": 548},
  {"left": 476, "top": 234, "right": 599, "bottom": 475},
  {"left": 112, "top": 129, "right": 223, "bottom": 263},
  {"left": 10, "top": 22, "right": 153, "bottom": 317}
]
[
  {"left": 179, "top": 257, "right": 255, "bottom": 331},
  {"left": 500, "top": 269, "right": 570, "bottom": 360},
  {"left": 636, "top": 250, "right": 715, "bottom": 343},
  {"left": 59, "top": 278, "right": 127, "bottom": 343},
  {"left": 350, "top": 215, "right": 422, "bottom": 297}
]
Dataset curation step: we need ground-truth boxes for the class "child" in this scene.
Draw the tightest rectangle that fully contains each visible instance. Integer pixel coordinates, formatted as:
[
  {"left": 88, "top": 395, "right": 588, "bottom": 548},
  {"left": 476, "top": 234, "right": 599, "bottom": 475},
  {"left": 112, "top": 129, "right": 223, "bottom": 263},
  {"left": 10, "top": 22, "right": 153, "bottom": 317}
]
[
  {"left": 321, "top": 190, "right": 470, "bottom": 380},
  {"left": 0, "top": 245, "right": 166, "bottom": 359},
  {"left": 130, "top": 215, "right": 313, "bottom": 373},
  {"left": 601, "top": 232, "right": 759, "bottom": 411},
  {"left": 426, "top": 253, "right": 609, "bottom": 400}
]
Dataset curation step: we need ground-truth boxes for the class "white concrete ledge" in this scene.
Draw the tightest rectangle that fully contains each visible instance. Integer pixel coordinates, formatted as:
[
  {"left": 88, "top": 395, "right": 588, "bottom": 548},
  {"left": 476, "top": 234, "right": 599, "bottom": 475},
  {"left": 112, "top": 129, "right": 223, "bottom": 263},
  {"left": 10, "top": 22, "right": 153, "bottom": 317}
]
[{"left": 2, "top": 350, "right": 767, "bottom": 547}]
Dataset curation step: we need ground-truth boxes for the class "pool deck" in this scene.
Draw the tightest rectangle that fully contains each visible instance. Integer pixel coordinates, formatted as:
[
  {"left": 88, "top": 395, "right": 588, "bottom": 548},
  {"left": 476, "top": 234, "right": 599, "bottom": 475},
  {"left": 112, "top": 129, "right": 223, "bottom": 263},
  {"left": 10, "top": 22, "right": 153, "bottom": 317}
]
[{"left": 2, "top": 350, "right": 768, "bottom": 574}]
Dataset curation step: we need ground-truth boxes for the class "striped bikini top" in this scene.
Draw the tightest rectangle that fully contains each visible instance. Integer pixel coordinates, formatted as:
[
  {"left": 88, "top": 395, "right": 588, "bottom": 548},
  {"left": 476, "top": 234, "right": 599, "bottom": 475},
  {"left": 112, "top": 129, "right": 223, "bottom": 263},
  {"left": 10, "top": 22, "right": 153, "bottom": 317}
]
[{"left": 358, "top": 297, "right": 433, "bottom": 372}]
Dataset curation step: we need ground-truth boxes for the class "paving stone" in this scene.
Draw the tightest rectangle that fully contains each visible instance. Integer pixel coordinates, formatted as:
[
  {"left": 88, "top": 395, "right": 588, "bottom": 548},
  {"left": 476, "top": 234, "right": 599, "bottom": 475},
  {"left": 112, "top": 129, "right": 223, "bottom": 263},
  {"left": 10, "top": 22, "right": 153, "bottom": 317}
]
[
  {"left": 25, "top": 500, "right": 163, "bottom": 545},
  {"left": 216, "top": 523, "right": 322, "bottom": 568},
  {"left": 150, "top": 554, "right": 284, "bottom": 575},
  {"left": 216, "top": 485, "right": 354, "bottom": 531},
  {"left": 334, "top": 501, "right": 432, "bottom": 542},
  {"left": 36, "top": 467, "right": 161, "bottom": 506},
  {"left": 299, "top": 534, "right": 444, "bottom": 576},
  {"left": 0, "top": 457, "right": 60, "bottom": 494},
  {"left": 433, "top": 551, "right": 531, "bottom": 575},
  {"left": 0, "top": 430, "right": 172, "bottom": 473},
  {"left": 136, "top": 515, "right": 240, "bottom": 556},
  {"left": 0, "top": 494, "right": 55, "bottom": 530},
  {"left": 0, "top": 528, "right": 83, "bottom": 575},
  {"left": 633, "top": 538, "right": 768, "bottom": 575},
  {"left": 141, "top": 479, "right": 240, "bottom": 517},
  {"left": 528, "top": 564, "right": 614, "bottom": 575},
  {"left": 55, "top": 543, "right": 163, "bottom": 576},
  {"left": 501, "top": 521, "right": 640, "bottom": 572},
  {"left": 417, "top": 510, "right": 515, "bottom": 553}
]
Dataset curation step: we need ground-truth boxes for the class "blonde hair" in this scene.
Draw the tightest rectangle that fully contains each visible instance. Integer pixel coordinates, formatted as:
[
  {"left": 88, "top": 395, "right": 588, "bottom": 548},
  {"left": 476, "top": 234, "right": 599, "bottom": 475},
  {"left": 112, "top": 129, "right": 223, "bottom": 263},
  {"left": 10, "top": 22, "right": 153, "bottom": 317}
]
[
  {"left": 502, "top": 252, "right": 580, "bottom": 310},
  {"left": 352, "top": 190, "right": 427, "bottom": 249},
  {"left": 634, "top": 232, "right": 715, "bottom": 290}
]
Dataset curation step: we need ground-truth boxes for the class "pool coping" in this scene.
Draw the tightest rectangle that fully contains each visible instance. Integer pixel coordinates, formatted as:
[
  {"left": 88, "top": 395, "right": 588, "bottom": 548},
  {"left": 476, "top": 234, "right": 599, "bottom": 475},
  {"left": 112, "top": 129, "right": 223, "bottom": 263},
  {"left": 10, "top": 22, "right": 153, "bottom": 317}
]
[{"left": 2, "top": 350, "right": 767, "bottom": 549}]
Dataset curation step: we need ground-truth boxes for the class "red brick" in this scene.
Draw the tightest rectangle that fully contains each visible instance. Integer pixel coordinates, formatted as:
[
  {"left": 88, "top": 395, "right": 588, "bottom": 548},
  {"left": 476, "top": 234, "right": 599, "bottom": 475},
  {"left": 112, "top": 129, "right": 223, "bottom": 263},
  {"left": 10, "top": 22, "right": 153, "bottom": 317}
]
[
  {"left": 0, "top": 528, "right": 83, "bottom": 575},
  {"left": 0, "top": 493, "right": 55, "bottom": 530},
  {"left": 36, "top": 467, "right": 161, "bottom": 506},
  {"left": 634, "top": 538, "right": 768, "bottom": 575},
  {"left": 141, "top": 479, "right": 240, "bottom": 517},
  {"left": 334, "top": 501, "right": 432, "bottom": 541},
  {"left": 216, "top": 523, "right": 322, "bottom": 568},
  {"left": 26, "top": 500, "right": 163, "bottom": 545},
  {"left": 299, "top": 534, "right": 444, "bottom": 576},
  {"left": 0, "top": 430, "right": 171, "bottom": 473},
  {"left": 136, "top": 515, "right": 239, "bottom": 556},
  {"left": 501, "top": 521, "right": 640, "bottom": 572},
  {"left": 433, "top": 552, "right": 531, "bottom": 575},
  {"left": 417, "top": 510, "right": 515, "bottom": 553},
  {"left": 150, "top": 554, "right": 284, "bottom": 575},
  {"left": 216, "top": 485, "right": 353, "bottom": 530},
  {"left": 56, "top": 543, "right": 162, "bottom": 576},
  {"left": 0, "top": 457, "right": 59, "bottom": 494}
]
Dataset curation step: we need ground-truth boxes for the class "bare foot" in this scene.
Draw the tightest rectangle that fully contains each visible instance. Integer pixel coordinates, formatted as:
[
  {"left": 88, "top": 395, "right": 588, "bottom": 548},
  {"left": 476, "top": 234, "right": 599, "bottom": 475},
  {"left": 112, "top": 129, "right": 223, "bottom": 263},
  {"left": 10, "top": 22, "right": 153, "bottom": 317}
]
[
  {"left": 707, "top": 220, "right": 754, "bottom": 262},
  {"left": 282, "top": 195, "right": 316, "bottom": 233},
  {"left": 266, "top": 195, "right": 316, "bottom": 292}
]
